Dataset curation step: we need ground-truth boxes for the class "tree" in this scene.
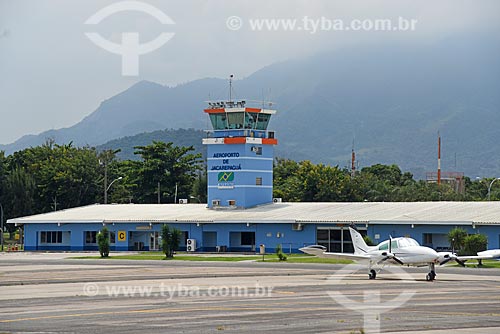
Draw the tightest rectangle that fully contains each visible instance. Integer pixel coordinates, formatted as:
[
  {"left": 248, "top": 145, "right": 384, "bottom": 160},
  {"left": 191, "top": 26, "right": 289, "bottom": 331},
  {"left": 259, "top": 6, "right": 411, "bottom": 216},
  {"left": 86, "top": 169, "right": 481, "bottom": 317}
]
[
  {"left": 7, "top": 141, "right": 101, "bottom": 212},
  {"left": 2, "top": 167, "right": 36, "bottom": 236},
  {"left": 361, "top": 164, "right": 404, "bottom": 187},
  {"left": 0, "top": 151, "right": 7, "bottom": 198},
  {"left": 161, "top": 224, "right": 182, "bottom": 258},
  {"left": 97, "top": 226, "right": 110, "bottom": 258},
  {"left": 191, "top": 171, "right": 207, "bottom": 203},
  {"left": 463, "top": 234, "right": 488, "bottom": 265},
  {"left": 133, "top": 142, "right": 202, "bottom": 203},
  {"left": 448, "top": 227, "right": 468, "bottom": 253}
]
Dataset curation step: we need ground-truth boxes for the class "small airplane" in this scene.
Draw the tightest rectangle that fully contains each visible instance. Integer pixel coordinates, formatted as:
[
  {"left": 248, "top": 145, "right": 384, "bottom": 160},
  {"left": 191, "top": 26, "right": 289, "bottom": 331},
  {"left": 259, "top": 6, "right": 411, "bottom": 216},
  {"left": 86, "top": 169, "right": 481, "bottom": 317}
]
[{"left": 300, "top": 225, "right": 500, "bottom": 281}]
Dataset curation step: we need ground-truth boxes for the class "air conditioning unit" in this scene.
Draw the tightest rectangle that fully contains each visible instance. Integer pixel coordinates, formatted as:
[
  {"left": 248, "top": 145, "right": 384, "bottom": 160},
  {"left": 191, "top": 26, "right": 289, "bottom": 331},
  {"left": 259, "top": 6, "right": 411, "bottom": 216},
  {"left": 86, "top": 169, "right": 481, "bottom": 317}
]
[
  {"left": 178, "top": 198, "right": 188, "bottom": 204},
  {"left": 292, "top": 223, "right": 303, "bottom": 231},
  {"left": 187, "top": 239, "right": 196, "bottom": 252},
  {"left": 273, "top": 198, "right": 282, "bottom": 203}
]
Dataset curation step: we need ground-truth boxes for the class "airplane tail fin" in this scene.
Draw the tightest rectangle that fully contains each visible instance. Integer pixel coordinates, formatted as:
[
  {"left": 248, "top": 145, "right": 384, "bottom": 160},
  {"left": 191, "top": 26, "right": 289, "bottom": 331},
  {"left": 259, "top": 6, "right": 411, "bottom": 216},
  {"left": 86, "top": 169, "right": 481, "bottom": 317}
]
[{"left": 349, "top": 226, "right": 370, "bottom": 255}]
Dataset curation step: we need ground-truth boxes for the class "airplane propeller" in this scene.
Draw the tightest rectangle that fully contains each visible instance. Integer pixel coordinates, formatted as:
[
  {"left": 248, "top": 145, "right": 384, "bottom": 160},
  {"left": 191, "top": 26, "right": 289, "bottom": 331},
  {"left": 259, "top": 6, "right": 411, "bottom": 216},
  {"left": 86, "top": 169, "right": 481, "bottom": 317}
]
[
  {"left": 439, "top": 246, "right": 466, "bottom": 267},
  {"left": 379, "top": 235, "right": 404, "bottom": 265}
]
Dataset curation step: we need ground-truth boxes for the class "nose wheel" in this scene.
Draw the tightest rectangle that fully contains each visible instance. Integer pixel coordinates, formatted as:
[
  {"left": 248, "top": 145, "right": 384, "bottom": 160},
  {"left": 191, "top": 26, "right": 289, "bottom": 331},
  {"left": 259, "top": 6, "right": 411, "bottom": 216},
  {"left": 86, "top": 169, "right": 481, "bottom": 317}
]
[
  {"left": 426, "top": 263, "right": 437, "bottom": 281},
  {"left": 369, "top": 269, "right": 377, "bottom": 280}
]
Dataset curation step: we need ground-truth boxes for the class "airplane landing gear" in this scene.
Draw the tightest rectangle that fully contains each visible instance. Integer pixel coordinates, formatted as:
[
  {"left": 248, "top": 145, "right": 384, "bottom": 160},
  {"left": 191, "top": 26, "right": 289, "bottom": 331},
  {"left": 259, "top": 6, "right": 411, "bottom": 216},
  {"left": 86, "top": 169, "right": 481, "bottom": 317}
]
[
  {"left": 426, "top": 263, "right": 436, "bottom": 281},
  {"left": 369, "top": 269, "right": 377, "bottom": 280}
]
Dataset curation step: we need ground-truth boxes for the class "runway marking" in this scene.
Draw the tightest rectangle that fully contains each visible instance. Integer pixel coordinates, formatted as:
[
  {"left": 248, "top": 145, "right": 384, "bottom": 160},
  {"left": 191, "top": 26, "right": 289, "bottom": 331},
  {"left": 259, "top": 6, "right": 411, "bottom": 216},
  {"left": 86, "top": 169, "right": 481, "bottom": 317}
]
[
  {"left": 0, "top": 306, "right": 277, "bottom": 323},
  {"left": 407, "top": 309, "right": 500, "bottom": 317},
  {"left": 272, "top": 291, "right": 296, "bottom": 295},
  {"left": 3, "top": 297, "right": 500, "bottom": 324},
  {"left": 0, "top": 302, "right": 369, "bottom": 324}
]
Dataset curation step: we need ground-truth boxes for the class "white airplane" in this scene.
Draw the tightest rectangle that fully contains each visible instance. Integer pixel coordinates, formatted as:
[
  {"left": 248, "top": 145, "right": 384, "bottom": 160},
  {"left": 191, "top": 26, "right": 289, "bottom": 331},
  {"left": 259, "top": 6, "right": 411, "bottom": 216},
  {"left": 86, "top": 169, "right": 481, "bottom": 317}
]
[{"left": 300, "top": 225, "right": 500, "bottom": 281}]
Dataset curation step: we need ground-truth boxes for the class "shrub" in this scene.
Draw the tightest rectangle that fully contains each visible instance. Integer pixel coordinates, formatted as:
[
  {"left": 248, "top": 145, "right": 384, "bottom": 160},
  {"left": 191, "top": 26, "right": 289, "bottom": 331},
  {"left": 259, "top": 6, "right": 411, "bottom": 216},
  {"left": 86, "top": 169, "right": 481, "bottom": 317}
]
[
  {"left": 276, "top": 244, "right": 288, "bottom": 261},
  {"left": 464, "top": 233, "right": 487, "bottom": 254},
  {"left": 161, "top": 224, "right": 182, "bottom": 258},
  {"left": 363, "top": 235, "right": 375, "bottom": 246},
  {"left": 97, "top": 226, "right": 110, "bottom": 258}
]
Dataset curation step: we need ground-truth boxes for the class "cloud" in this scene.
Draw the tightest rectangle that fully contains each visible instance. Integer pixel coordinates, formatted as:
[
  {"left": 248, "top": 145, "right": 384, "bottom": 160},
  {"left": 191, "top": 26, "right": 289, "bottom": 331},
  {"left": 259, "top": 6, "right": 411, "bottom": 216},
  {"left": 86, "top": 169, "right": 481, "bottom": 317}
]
[
  {"left": 0, "top": 29, "right": 10, "bottom": 38},
  {"left": 0, "top": 0, "right": 499, "bottom": 145}
]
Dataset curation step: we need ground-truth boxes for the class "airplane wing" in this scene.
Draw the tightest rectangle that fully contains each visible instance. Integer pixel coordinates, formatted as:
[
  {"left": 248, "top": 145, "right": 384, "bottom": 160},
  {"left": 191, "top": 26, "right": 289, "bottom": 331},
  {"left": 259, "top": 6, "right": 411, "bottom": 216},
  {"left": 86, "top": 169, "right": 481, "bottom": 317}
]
[
  {"left": 457, "top": 249, "right": 500, "bottom": 261},
  {"left": 299, "top": 245, "right": 371, "bottom": 261}
]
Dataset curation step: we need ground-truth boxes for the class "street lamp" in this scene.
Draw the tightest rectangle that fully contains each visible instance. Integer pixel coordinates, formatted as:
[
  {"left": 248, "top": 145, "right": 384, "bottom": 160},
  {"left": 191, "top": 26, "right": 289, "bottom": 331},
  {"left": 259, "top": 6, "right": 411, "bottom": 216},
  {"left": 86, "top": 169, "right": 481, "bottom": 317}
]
[
  {"left": 488, "top": 178, "right": 500, "bottom": 201},
  {"left": 189, "top": 195, "right": 201, "bottom": 203},
  {"left": 104, "top": 177, "right": 123, "bottom": 204}
]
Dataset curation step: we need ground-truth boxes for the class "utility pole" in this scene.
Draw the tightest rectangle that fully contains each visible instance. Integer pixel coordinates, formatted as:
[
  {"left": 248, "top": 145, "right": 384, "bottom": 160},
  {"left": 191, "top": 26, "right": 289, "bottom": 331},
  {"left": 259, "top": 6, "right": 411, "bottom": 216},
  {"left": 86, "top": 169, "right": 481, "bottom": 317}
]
[
  {"left": 174, "top": 183, "right": 178, "bottom": 204},
  {"left": 1, "top": 203, "right": 4, "bottom": 251},
  {"left": 103, "top": 160, "right": 108, "bottom": 204},
  {"left": 157, "top": 181, "right": 161, "bottom": 204},
  {"left": 437, "top": 132, "right": 441, "bottom": 185}
]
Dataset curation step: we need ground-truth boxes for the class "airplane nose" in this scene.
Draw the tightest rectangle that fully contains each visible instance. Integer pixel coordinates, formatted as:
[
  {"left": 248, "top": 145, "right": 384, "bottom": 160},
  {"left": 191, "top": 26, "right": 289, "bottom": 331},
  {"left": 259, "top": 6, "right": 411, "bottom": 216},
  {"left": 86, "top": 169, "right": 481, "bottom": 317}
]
[{"left": 425, "top": 247, "right": 439, "bottom": 261}]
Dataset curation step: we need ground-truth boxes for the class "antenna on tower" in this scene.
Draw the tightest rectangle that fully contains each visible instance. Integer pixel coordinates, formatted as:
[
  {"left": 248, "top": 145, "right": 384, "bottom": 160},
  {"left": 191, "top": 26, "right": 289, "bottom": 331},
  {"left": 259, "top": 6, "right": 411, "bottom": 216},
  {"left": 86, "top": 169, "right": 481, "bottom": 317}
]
[
  {"left": 229, "top": 74, "right": 234, "bottom": 102},
  {"left": 437, "top": 131, "right": 441, "bottom": 185},
  {"left": 351, "top": 137, "right": 356, "bottom": 178}
]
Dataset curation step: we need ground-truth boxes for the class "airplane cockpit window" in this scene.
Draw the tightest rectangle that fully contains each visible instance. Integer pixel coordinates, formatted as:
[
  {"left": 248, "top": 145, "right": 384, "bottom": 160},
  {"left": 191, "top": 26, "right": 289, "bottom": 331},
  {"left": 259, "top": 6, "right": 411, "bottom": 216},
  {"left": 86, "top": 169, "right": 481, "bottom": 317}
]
[
  {"left": 408, "top": 238, "right": 420, "bottom": 246},
  {"left": 378, "top": 241, "right": 389, "bottom": 251}
]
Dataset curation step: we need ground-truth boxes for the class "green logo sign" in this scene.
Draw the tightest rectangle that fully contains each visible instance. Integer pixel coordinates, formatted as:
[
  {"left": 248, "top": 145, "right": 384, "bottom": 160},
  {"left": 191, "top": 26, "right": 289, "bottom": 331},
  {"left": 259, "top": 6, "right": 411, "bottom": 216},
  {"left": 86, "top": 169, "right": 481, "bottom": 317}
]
[{"left": 218, "top": 172, "right": 234, "bottom": 182}]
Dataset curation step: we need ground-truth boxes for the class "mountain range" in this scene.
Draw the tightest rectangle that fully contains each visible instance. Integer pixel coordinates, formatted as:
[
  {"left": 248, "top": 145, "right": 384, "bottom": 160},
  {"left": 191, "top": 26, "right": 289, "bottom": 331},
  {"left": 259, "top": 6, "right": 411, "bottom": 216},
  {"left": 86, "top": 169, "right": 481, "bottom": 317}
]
[{"left": 2, "top": 34, "right": 500, "bottom": 178}]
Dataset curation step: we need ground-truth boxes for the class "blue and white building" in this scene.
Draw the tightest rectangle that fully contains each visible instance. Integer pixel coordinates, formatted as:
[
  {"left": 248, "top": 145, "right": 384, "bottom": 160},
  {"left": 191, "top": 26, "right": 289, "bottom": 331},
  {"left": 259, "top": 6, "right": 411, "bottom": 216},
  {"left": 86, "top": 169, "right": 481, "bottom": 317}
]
[
  {"left": 8, "top": 100, "right": 500, "bottom": 253},
  {"left": 9, "top": 202, "right": 500, "bottom": 253}
]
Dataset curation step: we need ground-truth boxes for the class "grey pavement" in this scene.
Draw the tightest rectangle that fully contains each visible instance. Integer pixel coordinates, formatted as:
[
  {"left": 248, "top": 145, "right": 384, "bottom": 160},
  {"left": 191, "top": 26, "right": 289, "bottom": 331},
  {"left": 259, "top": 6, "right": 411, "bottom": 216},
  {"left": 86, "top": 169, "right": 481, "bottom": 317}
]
[{"left": 1, "top": 252, "right": 500, "bottom": 333}]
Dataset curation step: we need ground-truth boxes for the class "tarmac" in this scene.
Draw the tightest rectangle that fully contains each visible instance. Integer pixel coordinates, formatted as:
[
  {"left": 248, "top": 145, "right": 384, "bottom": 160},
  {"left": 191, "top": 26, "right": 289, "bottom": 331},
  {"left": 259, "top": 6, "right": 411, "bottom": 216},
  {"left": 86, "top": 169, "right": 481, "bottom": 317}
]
[{"left": 1, "top": 252, "right": 500, "bottom": 333}]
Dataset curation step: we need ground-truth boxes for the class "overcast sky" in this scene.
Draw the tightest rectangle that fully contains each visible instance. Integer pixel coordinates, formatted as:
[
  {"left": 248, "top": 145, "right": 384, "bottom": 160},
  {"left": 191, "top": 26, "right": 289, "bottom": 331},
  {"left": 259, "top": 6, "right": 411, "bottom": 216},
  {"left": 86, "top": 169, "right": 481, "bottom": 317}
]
[{"left": 1, "top": 0, "right": 499, "bottom": 144}]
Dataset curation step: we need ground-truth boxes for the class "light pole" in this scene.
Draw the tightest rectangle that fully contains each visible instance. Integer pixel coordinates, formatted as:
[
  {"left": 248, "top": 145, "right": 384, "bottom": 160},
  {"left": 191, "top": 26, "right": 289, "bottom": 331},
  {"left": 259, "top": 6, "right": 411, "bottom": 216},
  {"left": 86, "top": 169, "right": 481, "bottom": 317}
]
[
  {"left": 189, "top": 195, "right": 201, "bottom": 203},
  {"left": 0, "top": 203, "right": 4, "bottom": 251},
  {"left": 105, "top": 177, "right": 123, "bottom": 204},
  {"left": 488, "top": 178, "right": 500, "bottom": 201}
]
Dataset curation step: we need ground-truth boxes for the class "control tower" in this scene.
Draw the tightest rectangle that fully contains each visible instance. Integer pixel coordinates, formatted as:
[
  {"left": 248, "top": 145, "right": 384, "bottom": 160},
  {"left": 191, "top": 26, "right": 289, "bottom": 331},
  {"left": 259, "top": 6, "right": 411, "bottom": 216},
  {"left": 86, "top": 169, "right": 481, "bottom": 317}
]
[{"left": 203, "top": 100, "right": 277, "bottom": 209}]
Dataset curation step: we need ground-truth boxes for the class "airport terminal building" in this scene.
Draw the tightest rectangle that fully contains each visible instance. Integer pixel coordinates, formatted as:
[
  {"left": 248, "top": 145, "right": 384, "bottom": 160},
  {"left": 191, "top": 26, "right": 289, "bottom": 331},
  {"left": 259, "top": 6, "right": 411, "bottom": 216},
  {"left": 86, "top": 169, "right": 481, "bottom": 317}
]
[
  {"left": 8, "top": 101, "right": 500, "bottom": 252},
  {"left": 9, "top": 201, "right": 500, "bottom": 253}
]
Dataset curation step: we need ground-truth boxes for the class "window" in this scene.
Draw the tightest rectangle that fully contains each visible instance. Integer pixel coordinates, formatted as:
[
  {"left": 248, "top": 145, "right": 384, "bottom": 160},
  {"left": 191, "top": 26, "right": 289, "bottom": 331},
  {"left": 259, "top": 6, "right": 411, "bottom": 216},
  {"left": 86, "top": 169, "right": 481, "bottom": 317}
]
[
  {"left": 228, "top": 200, "right": 236, "bottom": 206},
  {"left": 255, "top": 114, "right": 271, "bottom": 130},
  {"left": 109, "top": 231, "right": 116, "bottom": 244},
  {"left": 181, "top": 231, "right": 189, "bottom": 245},
  {"left": 85, "top": 231, "right": 97, "bottom": 244},
  {"left": 209, "top": 114, "right": 227, "bottom": 130},
  {"left": 40, "top": 231, "right": 62, "bottom": 244},
  {"left": 227, "top": 112, "right": 244, "bottom": 129},
  {"left": 241, "top": 232, "right": 255, "bottom": 246},
  {"left": 255, "top": 177, "right": 262, "bottom": 186},
  {"left": 378, "top": 241, "right": 389, "bottom": 251},
  {"left": 423, "top": 233, "right": 433, "bottom": 245},
  {"left": 251, "top": 146, "right": 262, "bottom": 155}
]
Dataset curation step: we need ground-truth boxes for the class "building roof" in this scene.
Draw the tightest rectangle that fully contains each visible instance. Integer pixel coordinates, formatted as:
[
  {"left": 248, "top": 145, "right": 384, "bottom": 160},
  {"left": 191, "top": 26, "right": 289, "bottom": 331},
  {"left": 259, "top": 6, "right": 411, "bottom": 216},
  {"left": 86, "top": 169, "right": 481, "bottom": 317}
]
[{"left": 9, "top": 201, "right": 500, "bottom": 226}]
